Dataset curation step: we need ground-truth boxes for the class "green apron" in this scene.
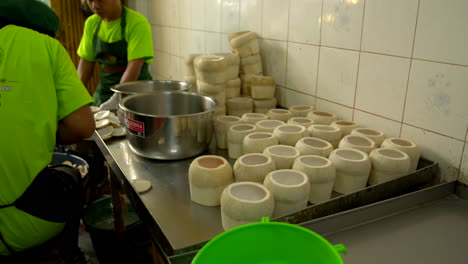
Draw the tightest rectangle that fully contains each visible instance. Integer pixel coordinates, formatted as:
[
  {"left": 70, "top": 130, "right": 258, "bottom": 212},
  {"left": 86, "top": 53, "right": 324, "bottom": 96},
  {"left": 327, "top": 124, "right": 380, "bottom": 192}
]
[{"left": 93, "top": 8, "right": 152, "bottom": 105}]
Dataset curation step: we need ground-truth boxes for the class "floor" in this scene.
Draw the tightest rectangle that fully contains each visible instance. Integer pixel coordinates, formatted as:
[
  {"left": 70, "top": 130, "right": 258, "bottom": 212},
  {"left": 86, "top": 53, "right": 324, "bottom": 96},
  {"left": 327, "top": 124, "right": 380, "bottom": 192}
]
[
  {"left": 0, "top": 226, "right": 100, "bottom": 264},
  {"left": 12, "top": 205, "right": 134, "bottom": 264},
  {"left": 78, "top": 223, "right": 100, "bottom": 264}
]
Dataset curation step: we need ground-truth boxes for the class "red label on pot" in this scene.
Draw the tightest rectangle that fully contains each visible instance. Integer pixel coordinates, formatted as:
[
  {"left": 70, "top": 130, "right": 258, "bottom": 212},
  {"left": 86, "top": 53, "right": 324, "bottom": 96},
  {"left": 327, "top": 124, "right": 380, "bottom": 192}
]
[{"left": 125, "top": 116, "right": 145, "bottom": 138}]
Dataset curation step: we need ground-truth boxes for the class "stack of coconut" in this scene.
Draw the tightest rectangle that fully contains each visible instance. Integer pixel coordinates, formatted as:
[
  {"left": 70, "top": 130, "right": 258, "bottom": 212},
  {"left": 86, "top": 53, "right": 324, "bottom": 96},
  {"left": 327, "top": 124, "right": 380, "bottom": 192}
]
[
  {"left": 227, "top": 31, "right": 277, "bottom": 115},
  {"left": 184, "top": 54, "right": 236, "bottom": 117},
  {"left": 187, "top": 105, "right": 423, "bottom": 231},
  {"left": 183, "top": 31, "right": 278, "bottom": 119},
  {"left": 184, "top": 53, "right": 240, "bottom": 99},
  {"left": 217, "top": 53, "right": 241, "bottom": 101},
  {"left": 183, "top": 54, "right": 200, "bottom": 93}
]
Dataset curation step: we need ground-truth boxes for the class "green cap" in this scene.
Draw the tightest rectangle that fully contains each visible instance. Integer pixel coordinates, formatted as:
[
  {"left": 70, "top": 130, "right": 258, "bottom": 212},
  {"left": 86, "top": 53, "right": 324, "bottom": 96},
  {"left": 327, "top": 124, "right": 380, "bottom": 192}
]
[{"left": 0, "top": 0, "right": 60, "bottom": 37}]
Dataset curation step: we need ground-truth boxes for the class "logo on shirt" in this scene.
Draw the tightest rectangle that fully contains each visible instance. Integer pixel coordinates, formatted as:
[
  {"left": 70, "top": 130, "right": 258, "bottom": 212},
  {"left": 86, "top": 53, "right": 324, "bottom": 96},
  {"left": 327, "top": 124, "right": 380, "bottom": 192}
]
[
  {"left": 0, "top": 78, "right": 16, "bottom": 93},
  {"left": 0, "top": 86, "right": 11, "bottom": 91},
  {"left": 0, "top": 77, "right": 15, "bottom": 108},
  {"left": 0, "top": 78, "right": 17, "bottom": 85}
]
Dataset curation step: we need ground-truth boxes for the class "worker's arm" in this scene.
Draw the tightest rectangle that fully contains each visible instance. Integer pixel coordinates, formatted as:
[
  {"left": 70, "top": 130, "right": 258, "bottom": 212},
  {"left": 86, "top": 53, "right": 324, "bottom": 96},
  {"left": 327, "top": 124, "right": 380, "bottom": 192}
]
[
  {"left": 77, "top": 58, "right": 95, "bottom": 85},
  {"left": 120, "top": 58, "right": 145, "bottom": 83},
  {"left": 56, "top": 105, "right": 96, "bottom": 144}
]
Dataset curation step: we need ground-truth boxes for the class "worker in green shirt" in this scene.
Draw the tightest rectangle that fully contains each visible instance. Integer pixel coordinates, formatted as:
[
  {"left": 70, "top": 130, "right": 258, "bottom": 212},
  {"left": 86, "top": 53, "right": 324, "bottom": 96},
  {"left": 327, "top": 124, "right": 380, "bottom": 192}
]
[
  {"left": 0, "top": 1, "right": 95, "bottom": 263},
  {"left": 78, "top": 0, "right": 154, "bottom": 109}
]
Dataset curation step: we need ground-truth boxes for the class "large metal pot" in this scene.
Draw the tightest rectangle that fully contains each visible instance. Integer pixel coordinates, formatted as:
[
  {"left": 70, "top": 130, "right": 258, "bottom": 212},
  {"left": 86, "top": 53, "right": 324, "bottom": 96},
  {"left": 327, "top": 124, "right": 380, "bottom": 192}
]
[
  {"left": 110, "top": 80, "right": 192, "bottom": 100},
  {"left": 119, "top": 92, "right": 217, "bottom": 160},
  {"left": 112, "top": 80, "right": 191, "bottom": 124}
]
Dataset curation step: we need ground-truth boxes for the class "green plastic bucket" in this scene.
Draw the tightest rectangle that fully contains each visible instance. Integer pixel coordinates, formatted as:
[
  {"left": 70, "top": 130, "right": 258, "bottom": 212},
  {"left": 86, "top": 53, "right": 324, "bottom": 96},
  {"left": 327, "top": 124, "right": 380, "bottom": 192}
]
[
  {"left": 192, "top": 217, "right": 347, "bottom": 264},
  {"left": 82, "top": 196, "right": 152, "bottom": 264}
]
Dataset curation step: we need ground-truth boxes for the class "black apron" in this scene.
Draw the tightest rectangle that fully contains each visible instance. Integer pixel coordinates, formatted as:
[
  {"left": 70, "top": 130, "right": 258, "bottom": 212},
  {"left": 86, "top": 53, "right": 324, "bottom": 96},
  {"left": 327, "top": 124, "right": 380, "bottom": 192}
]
[
  {"left": 0, "top": 165, "right": 83, "bottom": 254},
  {"left": 92, "top": 8, "right": 152, "bottom": 105},
  {"left": 0, "top": 165, "right": 83, "bottom": 223}
]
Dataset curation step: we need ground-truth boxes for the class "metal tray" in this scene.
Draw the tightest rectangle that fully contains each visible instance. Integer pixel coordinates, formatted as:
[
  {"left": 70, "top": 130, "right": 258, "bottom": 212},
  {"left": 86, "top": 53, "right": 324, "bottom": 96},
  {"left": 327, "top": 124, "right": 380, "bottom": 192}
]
[{"left": 168, "top": 157, "right": 439, "bottom": 263}]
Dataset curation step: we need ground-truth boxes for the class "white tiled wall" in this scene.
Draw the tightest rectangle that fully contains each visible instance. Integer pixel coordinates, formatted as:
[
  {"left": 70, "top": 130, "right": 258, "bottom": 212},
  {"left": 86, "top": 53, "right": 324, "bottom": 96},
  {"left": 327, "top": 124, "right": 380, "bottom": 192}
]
[
  {"left": 316, "top": 47, "right": 359, "bottom": 107},
  {"left": 355, "top": 53, "right": 410, "bottom": 121},
  {"left": 135, "top": 0, "right": 468, "bottom": 184},
  {"left": 361, "top": 0, "right": 418, "bottom": 57}
]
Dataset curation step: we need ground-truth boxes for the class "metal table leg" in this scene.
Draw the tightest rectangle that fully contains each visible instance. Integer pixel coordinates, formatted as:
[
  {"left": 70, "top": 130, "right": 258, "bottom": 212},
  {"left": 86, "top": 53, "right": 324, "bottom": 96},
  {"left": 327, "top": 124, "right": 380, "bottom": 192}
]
[{"left": 109, "top": 168, "right": 126, "bottom": 253}]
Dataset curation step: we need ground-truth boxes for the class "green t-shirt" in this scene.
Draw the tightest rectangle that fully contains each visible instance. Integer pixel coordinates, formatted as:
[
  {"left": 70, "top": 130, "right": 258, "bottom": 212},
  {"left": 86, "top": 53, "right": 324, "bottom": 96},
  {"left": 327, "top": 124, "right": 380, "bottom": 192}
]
[
  {"left": 77, "top": 7, "right": 154, "bottom": 64},
  {"left": 0, "top": 25, "right": 93, "bottom": 254}
]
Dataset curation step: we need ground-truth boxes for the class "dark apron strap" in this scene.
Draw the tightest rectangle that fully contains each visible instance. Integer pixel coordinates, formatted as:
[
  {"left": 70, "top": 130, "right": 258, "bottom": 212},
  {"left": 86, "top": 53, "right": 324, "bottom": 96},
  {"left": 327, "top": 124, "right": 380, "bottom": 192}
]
[
  {"left": 92, "top": 8, "right": 152, "bottom": 106},
  {"left": 92, "top": 9, "right": 128, "bottom": 105},
  {"left": 0, "top": 203, "right": 14, "bottom": 209},
  {"left": 0, "top": 165, "right": 83, "bottom": 256},
  {"left": 0, "top": 165, "right": 83, "bottom": 223},
  {"left": 14, "top": 165, "right": 83, "bottom": 223}
]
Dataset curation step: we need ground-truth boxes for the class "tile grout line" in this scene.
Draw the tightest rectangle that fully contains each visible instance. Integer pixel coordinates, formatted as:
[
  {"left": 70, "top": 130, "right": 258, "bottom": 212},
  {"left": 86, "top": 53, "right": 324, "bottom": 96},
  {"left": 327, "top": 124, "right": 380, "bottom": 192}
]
[
  {"left": 260, "top": 0, "right": 265, "bottom": 47},
  {"left": 355, "top": 109, "right": 464, "bottom": 141},
  {"left": 283, "top": 0, "right": 291, "bottom": 107},
  {"left": 353, "top": 107, "right": 402, "bottom": 124},
  {"left": 399, "top": 124, "right": 465, "bottom": 143},
  {"left": 238, "top": 0, "right": 241, "bottom": 33},
  {"left": 279, "top": 85, "right": 353, "bottom": 110},
  {"left": 154, "top": 24, "right": 468, "bottom": 67},
  {"left": 352, "top": 0, "right": 367, "bottom": 122},
  {"left": 260, "top": 0, "right": 265, "bottom": 37},
  {"left": 399, "top": 0, "right": 421, "bottom": 137},
  {"left": 205, "top": 0, "right": 210, "bottom": 53},
  {"left": 203, "top": 0, "right": 208, "bottom": 52},
  {"left": 217, "top": 0, "right": 222, "bottom": 53},
  {"left": 175, "top": 1, "right": 181, "bottom": 59},
  {"left": 238, "top": 0, "right": 242, "bottom": 34},
  {"left": 259, "top": 0, "right": 264, "bottom": 37},
  {"left": 189, "top": 0, "right": 194, "bottom": 31},
  {"left": 260, "top": 0, "right": 273, "bottom": 104},
  {"left": 314, "top": 0, "right": 325, "bottom": 108},
  {"left": 456, "top": 126, "right": 468, "bottom": 180},
  {"left": 225, "top": 0, "right": 238, "bottom": 52},
  {"left": 405, "top": 57, "right": 468, "bottom": 68},
  {"left": 281, "top": 82, "right": 467, "bottom": 141}
]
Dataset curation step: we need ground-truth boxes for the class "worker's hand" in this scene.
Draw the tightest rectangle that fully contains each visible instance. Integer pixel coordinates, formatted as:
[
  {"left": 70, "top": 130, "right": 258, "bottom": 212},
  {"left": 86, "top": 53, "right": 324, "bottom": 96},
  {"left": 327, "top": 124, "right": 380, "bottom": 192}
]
[{"left": 99, "top": 93, "right": 120, "bottom": 111}]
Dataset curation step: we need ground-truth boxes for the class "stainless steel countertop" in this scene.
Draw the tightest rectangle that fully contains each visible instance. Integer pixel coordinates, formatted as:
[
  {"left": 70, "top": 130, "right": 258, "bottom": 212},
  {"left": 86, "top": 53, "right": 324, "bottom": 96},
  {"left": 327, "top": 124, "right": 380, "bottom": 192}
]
[
  {"left": 301, "top": 182, "right": 468, "bottom": 264},
  {"left": 100, "top": 136, "right": 228, "bottom": 254},
  {"left": 327, "top": 195, "right": 468, "bottom": 264},
  {"left": 95, "top": 131, "right": 468, "bottom": 264},
  {"left": 94, "top": 132, "right": 442, "bottom": 260}
]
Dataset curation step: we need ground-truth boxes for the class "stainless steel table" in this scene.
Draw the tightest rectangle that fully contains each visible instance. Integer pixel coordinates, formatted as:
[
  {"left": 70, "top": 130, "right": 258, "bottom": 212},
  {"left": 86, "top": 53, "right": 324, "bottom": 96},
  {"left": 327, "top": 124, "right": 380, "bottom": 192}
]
[
  {"left": 93, "top": 132, "right": 456, "bottom": 264},
  {"left": 92, "top": 133, "right": 229, "bottom": 260}
]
